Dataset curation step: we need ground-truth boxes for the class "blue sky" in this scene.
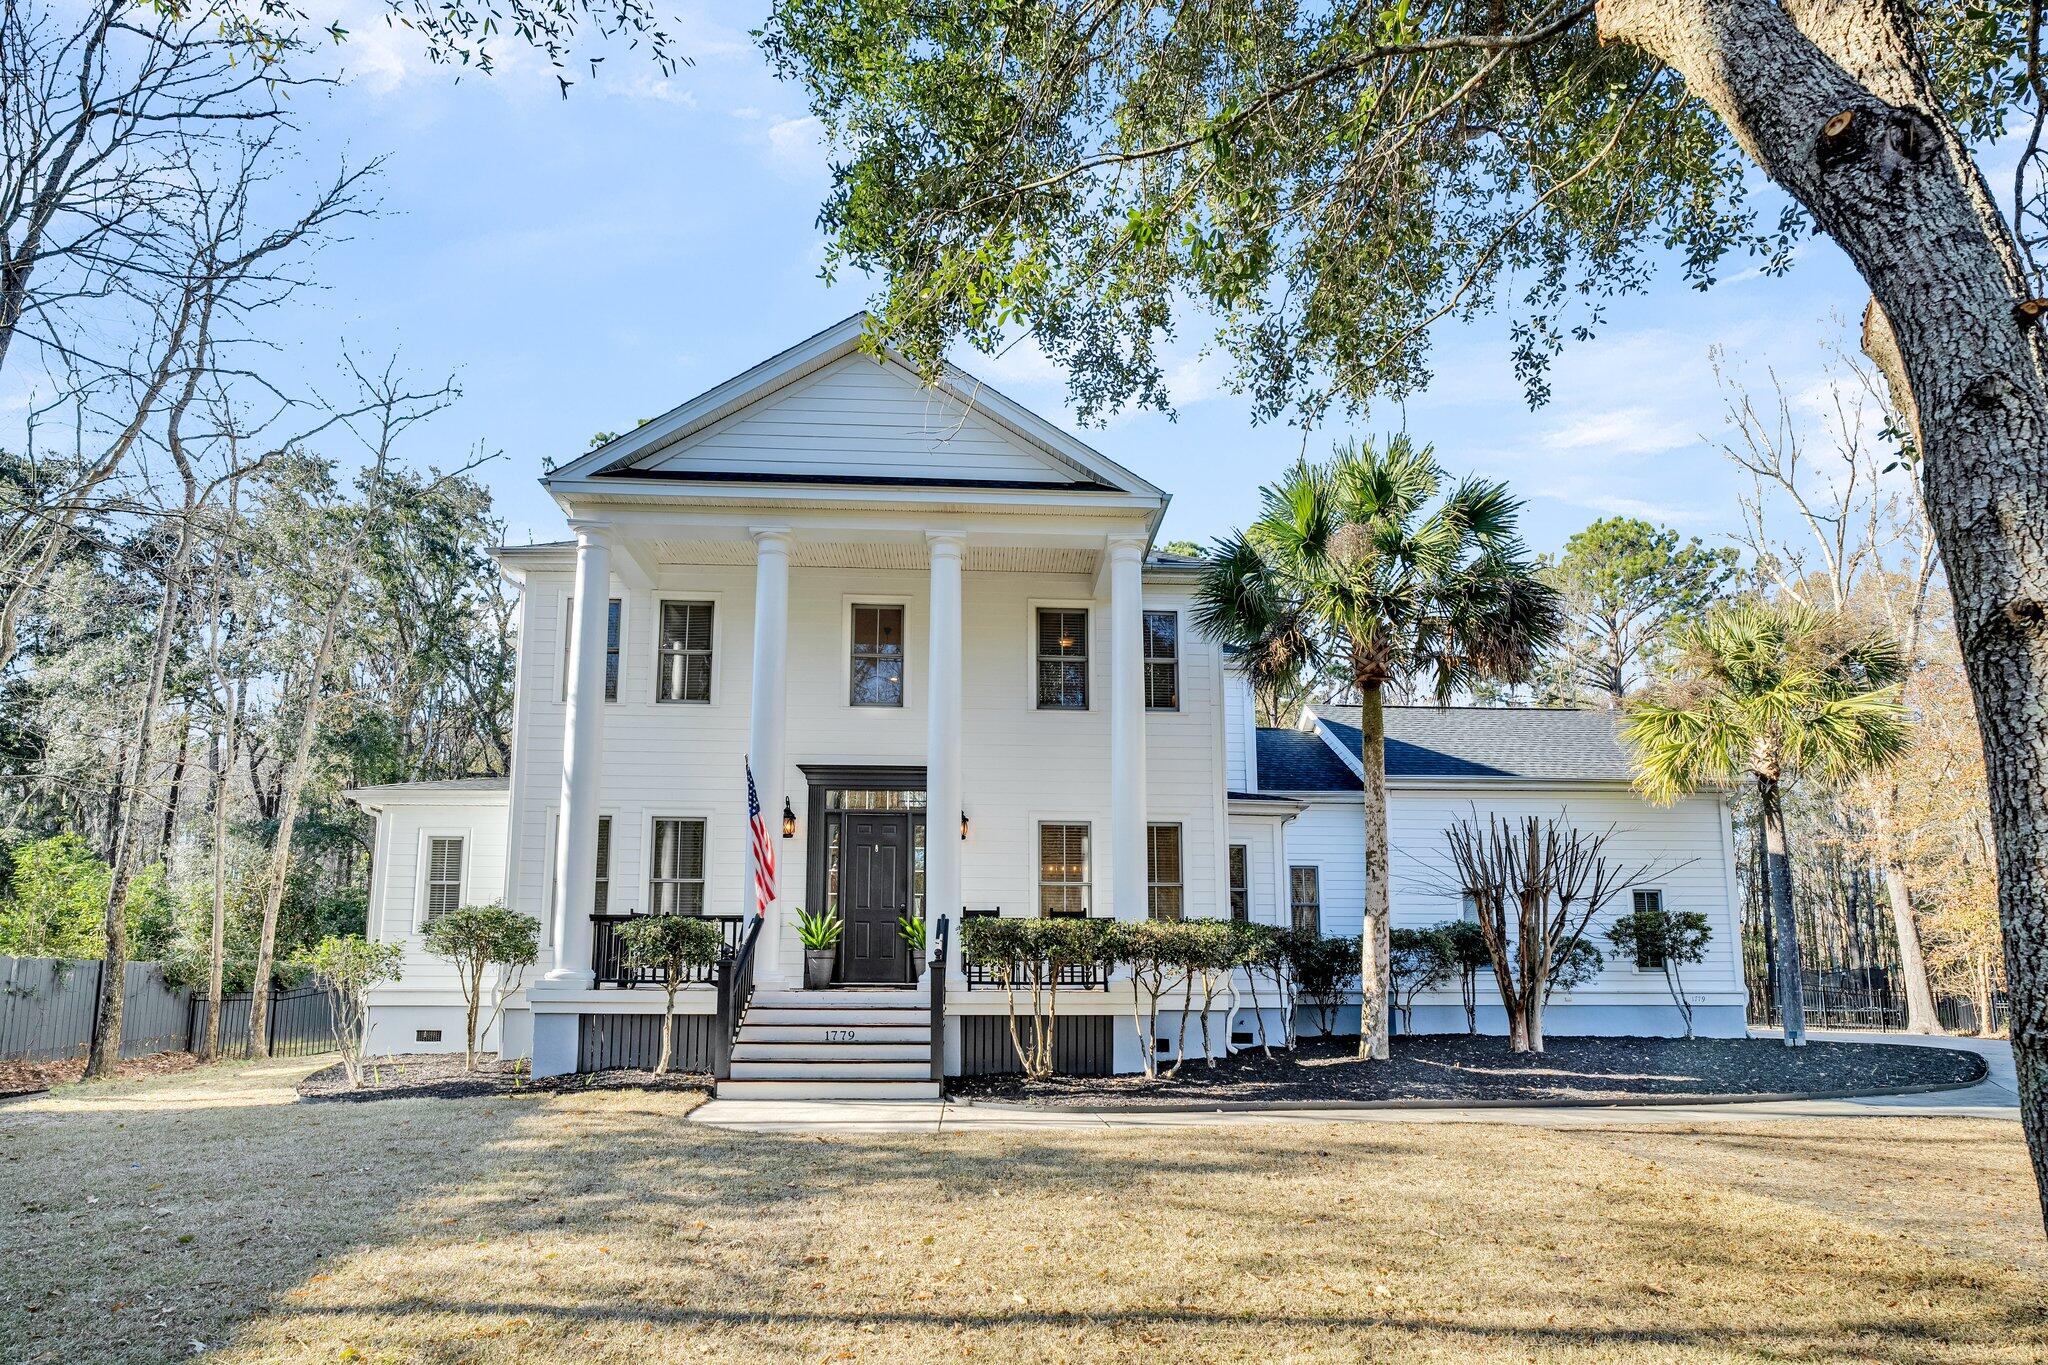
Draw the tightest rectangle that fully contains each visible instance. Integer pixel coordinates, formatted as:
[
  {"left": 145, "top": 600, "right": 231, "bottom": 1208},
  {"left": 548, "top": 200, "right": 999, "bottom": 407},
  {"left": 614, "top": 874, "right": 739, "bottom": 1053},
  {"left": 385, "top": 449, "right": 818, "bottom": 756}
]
[{"left": 26, "top": 3, "right": 1888, "bottom": 556}]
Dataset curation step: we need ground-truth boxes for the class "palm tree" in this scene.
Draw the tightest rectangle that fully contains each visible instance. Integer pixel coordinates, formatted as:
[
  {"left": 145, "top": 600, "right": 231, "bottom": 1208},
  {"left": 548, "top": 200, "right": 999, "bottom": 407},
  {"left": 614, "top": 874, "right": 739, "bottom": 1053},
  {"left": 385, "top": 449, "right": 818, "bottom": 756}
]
[
  {"left": 1196, "top": 436, "right": 1562, "bottom": 1060},
  {"left": 1623, "top": 600, "right": 1909, "bottom": 1047}
]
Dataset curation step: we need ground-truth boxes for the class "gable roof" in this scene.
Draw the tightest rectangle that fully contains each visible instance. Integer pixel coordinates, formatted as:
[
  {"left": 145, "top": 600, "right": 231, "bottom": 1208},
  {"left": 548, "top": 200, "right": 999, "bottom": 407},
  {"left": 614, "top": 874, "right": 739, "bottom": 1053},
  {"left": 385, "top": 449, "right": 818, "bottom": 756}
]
[
  {"left": 541, "top": 315, "right": 1164, "bottom": 501},
  {"left": 1312, "top": 705, "right": 1639, "bottom": 783},
  {"left": 1256, "top": 727, "right": 1363, "bottom": 792}
]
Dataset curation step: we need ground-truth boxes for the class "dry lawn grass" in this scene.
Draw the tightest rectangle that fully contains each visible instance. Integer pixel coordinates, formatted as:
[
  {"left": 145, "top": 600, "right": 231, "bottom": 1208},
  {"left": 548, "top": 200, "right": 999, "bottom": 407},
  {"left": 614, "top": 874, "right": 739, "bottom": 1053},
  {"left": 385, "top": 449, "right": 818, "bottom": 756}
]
[{"left": 1, "top": 1060, "right": 2043, "bottom": 1363}]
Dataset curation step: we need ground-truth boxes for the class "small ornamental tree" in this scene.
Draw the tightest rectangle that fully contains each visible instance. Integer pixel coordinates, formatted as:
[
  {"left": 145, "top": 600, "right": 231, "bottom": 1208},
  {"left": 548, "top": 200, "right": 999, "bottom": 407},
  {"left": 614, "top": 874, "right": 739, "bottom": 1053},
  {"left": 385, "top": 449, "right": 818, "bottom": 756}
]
[
  {"left": 963, "top": 916, "right": 1116, "bottom": 1078},
  {"left": 1282, "top": 931, "right": 1361, "bottom": 1039},
  {"left": 300, "top": 935, "right": 404, "bottom": 1090},
  {"left": 1544, "top": 938, "right": 1607, "bottom": 1004},
  {"left": 617, "top": 915, "right": 723, "bottom": 1073},
  {"left": 1388, "top": 927, "right": 1454, "bottom": 1036},
  {"left": 1164, "top": 921, "right": 1239, "bottom": 1074},
  {"left": 1606, "top": 906, "right": 1714, "bottom": 1039},
  {"left": 1113, "top": 920, "right": 1176, "bottom": 1079},
  {"left": 422, "top": 904, "right": 539, "bottom": 1072},
  {"left": 1231, "top": 922, "right": 1283, "bottom": 1057},
  {"left": 1437, "top": 920, "right": 1492, "bottom": 1035}
]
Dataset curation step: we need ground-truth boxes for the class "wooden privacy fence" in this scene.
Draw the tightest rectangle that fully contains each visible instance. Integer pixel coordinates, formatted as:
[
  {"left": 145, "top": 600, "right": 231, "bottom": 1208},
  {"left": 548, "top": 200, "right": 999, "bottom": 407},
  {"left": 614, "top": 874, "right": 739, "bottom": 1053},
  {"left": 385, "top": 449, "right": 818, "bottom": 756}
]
[{"left": 0, "top": 954, "right": 339, "bottom": 1064}]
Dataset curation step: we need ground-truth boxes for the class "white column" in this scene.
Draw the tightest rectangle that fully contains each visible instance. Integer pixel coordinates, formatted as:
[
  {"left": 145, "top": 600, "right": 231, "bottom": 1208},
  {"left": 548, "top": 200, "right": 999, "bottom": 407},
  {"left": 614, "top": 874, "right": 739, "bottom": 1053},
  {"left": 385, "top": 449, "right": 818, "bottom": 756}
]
[
  {"left": 925, "top": 533, "right": 965, "bottom": 960},
  {"left": 1106, "top": 536, "right": 1148, "bottom": 922},
  {"left": 746, "top": 529, "right": 791, "bottom": 939},
  {"left": 544, "top": 519, "right": 611, "bottom": 986}
]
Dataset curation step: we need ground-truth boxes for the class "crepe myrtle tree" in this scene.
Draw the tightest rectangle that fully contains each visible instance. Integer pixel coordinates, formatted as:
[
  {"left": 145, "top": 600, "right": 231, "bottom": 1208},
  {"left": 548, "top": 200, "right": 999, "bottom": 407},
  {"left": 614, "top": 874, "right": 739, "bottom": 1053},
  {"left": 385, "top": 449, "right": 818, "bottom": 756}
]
[
  {"left": 422, "top": 904, "right": 538, "bottom": 1072},
  {"left": 752, "top": 0, "right": 2048, "bottom": 1227},
  {"left": 1197, "top": 439, "right": 1562, "bottom": 1064},
  {"left": 1437, "top": 919, "right": 1494, "bottom": 1035},
  {"left": 617, "top": 914, "right": 723, "bottom": 1074}
]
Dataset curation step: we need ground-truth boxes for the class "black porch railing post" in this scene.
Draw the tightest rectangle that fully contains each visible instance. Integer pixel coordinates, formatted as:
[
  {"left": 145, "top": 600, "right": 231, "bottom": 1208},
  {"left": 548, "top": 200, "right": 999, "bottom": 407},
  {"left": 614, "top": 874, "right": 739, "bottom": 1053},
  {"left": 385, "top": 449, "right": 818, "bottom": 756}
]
[
  {"left": 711, "top": 914, "right": 763, "bottom": 1082},
  {"left": 929, "top": 915, "right": 949, "bottom": 1084}
]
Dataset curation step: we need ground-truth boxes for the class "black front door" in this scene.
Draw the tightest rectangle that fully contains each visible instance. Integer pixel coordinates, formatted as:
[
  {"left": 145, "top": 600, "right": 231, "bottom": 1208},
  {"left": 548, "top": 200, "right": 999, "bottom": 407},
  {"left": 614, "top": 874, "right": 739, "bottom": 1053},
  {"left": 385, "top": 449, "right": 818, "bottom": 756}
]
[{"left": 840, "top": 812, "right": 910, "bottom": 983}]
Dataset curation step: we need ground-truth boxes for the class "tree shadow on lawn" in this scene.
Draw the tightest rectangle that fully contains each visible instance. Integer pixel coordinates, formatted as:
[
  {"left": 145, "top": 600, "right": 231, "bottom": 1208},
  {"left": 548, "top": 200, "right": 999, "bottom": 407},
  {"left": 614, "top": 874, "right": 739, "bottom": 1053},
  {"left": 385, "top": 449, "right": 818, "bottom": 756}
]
[{"left": 5, "top": 1064, "right": 2043, "bottom": 1363}]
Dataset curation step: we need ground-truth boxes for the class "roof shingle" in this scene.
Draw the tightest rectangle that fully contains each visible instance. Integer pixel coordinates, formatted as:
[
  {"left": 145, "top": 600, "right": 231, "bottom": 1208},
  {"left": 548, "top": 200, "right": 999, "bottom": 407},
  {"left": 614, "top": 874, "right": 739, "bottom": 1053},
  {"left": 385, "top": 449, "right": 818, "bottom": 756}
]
[{"left": 1314, "top": 704, "right": 1637, "bottom": 782}]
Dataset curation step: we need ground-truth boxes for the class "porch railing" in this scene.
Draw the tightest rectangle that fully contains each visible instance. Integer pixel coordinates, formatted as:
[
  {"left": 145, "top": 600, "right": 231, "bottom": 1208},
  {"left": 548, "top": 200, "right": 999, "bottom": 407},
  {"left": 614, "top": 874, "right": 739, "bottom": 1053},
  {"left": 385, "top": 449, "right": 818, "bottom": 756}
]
[
  {"left": 591, "top": 913, "right": 745, "bottom": 988},
  {"left": 928, "top": 914, "right": 949, "bottom": 1083},
  {"left": 712, "top": 913, "right": 765, "bottom": 1081},
  {"left": 960, "top": 908, "right": 1114, "bottom": 991}
]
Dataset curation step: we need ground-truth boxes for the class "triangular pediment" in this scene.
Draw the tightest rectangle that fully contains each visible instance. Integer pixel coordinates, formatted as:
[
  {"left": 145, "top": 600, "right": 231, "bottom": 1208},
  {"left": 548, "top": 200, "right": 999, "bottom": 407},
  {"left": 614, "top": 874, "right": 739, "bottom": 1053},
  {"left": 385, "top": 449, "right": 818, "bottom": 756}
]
[{"left": 544, "top": 315, "right": 1161, "bottom": 498}]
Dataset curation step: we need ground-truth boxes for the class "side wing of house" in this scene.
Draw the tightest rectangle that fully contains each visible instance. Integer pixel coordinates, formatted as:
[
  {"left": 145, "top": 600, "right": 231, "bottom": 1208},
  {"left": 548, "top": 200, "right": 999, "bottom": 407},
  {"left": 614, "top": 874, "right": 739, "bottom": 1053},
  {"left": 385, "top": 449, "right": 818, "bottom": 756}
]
[
  {"left": 349, "top": 780, "right": 515, "bottom": 1056},
  {"left": 1249, "top": 696, "right": 1750, "bottom": 1039}
]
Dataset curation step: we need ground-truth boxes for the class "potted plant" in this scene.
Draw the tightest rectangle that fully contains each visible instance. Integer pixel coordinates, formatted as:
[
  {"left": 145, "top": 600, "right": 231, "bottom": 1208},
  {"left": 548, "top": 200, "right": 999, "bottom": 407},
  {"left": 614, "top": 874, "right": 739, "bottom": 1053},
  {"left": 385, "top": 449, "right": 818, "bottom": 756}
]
[
  {"left": 795, "top": 907, "right": 842, "bottom": 989},
  {"left": 897, "top": 912, "right": 928, "bottom": 980}
]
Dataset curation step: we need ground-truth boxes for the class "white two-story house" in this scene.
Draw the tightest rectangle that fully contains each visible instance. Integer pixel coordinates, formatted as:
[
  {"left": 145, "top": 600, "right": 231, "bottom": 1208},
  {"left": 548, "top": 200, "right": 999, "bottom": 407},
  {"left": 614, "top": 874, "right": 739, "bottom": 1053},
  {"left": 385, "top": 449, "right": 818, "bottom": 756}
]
[{"left": 347, "top": 316, "right": 1748, "bottom": 1098}]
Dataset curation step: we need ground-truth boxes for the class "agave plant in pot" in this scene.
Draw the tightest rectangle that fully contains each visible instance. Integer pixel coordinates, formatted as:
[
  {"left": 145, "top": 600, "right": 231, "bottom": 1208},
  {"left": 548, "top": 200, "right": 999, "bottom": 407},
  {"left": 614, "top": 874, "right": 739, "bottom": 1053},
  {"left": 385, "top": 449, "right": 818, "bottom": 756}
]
[
  {"left": 795, "top": 907, "right": 842, "bottom": 989},
  {"left": 897, "top": 912, "right": 928, "bottom": 982}
]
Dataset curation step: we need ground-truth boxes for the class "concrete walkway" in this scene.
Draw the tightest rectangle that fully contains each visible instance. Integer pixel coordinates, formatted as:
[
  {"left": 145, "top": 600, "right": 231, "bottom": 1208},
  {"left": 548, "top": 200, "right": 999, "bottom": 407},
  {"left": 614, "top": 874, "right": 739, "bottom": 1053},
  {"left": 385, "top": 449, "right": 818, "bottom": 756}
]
[{"left": 686, "top": 1031, "right": 2020, "bottom": 1134}]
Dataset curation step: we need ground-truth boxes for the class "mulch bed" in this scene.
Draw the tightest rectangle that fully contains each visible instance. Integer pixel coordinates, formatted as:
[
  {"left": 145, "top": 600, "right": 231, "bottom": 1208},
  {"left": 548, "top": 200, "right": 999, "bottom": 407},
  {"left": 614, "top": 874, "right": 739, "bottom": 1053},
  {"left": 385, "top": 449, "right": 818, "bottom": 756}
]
[
  {"left": 297, "top": 1053, "right": 711, "bottom": 1103},
  {"left": 949, "top": 1034, "right": 1989, "bottom": 1109},
  {"left": 0, "top": 1050, "right": 200, "bottom": 1100}
]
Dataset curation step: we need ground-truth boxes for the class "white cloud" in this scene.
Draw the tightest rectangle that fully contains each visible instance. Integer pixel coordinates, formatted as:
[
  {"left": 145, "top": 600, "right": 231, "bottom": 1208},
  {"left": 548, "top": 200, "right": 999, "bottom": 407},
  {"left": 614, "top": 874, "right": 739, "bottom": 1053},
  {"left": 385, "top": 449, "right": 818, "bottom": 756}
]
[
  {"left": 729, "top": 106, "right": 763, "bottom": 120},
  {"left": 764, "top": 115, "right": 828, "bottom": 183},
  {"left": 1538, "top": 405, "right": 1691, "bottom": 457}
]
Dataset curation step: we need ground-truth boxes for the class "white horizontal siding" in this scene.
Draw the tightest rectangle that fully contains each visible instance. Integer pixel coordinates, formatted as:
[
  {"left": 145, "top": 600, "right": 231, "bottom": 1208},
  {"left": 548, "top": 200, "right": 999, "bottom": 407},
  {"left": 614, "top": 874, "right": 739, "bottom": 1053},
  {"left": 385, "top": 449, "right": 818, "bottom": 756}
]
[
  {"left": 367, "top": 798, "right": 510, "bottom": 991},
  {"left": 1281, "top": 788, "right": 1747, "bottom": 1003},
  {"left": 639, "top": 356, "right": 1077, "bottom": 484}
]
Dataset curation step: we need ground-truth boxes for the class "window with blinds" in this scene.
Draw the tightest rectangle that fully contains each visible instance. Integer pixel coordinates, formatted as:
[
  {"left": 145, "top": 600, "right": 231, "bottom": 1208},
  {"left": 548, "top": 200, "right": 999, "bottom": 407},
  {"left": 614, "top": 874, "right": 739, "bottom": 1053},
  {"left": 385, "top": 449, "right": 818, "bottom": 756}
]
[
  {"left": 657, "top": 601, "right": 714, "bottom": 702},
  {"left": 1038, "top": 822, "right": 1090, "bottom": 917},
  {"left": 425, "top": 837, "right": 465, "bottom": 923},
  {"left": 1289, "top": 865, "right": 1321, "bottom": 935},
  {"left": 648, "top": 818, "right": 708, "bottom": 915},
  {"left": 1228, "top": 844, "right": 1249, "bottom": 922},
  {"left": 592, "top": 816, "right": 612, "bottom": 914},
  {"left": 1143, "top": 610, "right": 1179, "bottom": 711},
  {"left": 1035, "top": 608, "right": 1089, "bottom": 709},
  {"left": 1146, "top": 824, "right": 1184, "bottom": 921},
  {"left": 1631, "top": 888, "right": 1667, "bottom": 969},
  {"left": 850, "top": 604, "right": 905, "bottom": 706}
]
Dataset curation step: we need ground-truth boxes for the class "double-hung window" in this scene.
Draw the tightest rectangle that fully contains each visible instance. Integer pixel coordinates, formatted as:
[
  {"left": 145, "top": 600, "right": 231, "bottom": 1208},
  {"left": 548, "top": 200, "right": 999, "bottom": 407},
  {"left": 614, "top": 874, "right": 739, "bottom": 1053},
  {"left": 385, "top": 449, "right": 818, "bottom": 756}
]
[
  {"left": 657, "top": 601, "right": 714, "bottom": 703},
  {"left": 592, "top": 816, "right": 612, "bottom": 914},
  {"left": 1036, "top": 608, "right": 1089, "bottom": 710},
  {"left": 1289, "top": 865, "right": 1322, "bottom": 934},
  {"left": 1143, "top": 610, "right": 1179, "bottom": 710},
  {"left": 1038, "top": 822, "right": 1090, "bottom": 917},
  {"left": 425, "top": 837, "right": 465, "bottom": 924},
  {"left": 850, "top": 604, "right": 906, "bottom": 706},
  {"left": 1228, "top": 844, "right": 1249, "bottom": 922},
  {"left": 648, "top": 818, "right": 708, "bottom": 915},
  {"left": 1630, "top": 888, "right": 1667, "bottom": 969},
  {"left": 1147, "top": 824, "right": 1184, "bottom": 921}
]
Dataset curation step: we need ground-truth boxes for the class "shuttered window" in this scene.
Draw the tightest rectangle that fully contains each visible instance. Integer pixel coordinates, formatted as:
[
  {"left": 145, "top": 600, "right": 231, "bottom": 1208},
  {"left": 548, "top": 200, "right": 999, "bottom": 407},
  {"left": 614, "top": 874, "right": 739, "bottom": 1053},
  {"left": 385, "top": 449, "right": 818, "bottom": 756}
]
[
  {"left": 850, "top": 604, "right": 906, "bottom": 706},
  {"left": 1631, "top": 888, "right": 1667, "bottom": 969},
  {"left": 1228, "top": 844, "right": 1249, "bottom": 923},
  {"left": 1035, "top": 608, "right": 1089, "bottom": 710},
  {"left": 1146, "top": 824, "right": 1184, "bottom": 921},
  {"left": 592, "top": 816, "right": 612, "bottom": 915},
  {"left": 1289, "top": 865, "right": 1321, "bottom": 935},
  {"left": 1038, "top": 823, "right": 1090, "bottom": 917},
  {"left": 648, "top": 818, "right": 707, "bottom": 915},
  {"left": 657, "top": 601, "right": 714, "bottom": 703},
  {"left": 1143, "top": 610, "right": 1179, "bottom": 711},
  {"left": 425, "top": 837, "right": 465, "bottom": 924}
]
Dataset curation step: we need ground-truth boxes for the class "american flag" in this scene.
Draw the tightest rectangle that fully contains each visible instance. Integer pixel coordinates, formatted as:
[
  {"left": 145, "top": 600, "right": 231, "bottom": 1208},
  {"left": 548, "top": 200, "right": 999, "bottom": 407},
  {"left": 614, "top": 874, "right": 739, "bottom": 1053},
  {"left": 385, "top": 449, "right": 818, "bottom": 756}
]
[{"left": 746, "top": 759, "right": 776, "bottom": 918}]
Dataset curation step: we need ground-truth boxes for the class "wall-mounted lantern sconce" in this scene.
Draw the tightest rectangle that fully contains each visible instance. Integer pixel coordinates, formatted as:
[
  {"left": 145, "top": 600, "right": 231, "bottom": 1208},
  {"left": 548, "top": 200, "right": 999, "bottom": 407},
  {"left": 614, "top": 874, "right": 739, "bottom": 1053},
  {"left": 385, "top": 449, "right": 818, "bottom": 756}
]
[
  {"left": 782, "top": 799, "right": 797, "bottom": 839},
  {"left": 960, "top": 810, "right": 970, "bottom": 841}
]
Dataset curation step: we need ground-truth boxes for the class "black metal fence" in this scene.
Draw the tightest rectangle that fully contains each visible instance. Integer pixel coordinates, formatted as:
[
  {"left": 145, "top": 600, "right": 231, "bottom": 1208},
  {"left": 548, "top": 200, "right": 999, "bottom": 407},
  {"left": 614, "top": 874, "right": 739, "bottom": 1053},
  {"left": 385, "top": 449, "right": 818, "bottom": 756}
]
[
  {"left": 186, "top": 982, "right": 343, "bottom": 1060},
  {"left": 1745, "top": 967, "right": 2009, "bottom": 1035}
]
